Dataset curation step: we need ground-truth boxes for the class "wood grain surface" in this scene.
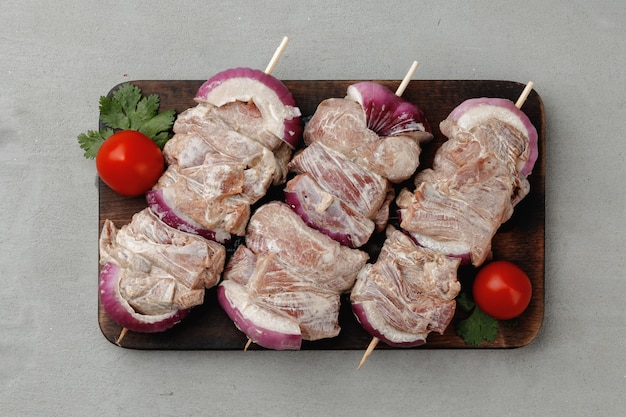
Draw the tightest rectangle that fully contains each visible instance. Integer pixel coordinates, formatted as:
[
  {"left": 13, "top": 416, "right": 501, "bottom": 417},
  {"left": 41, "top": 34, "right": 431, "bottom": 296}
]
[{"left": 98, "top": 79, "right": 545, "bottom": 350}]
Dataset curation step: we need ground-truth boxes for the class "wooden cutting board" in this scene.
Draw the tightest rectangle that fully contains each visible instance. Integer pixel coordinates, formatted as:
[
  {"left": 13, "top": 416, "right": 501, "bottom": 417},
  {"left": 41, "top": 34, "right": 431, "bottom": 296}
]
[{"left": 98, "top": 79, "right": 545, "bottom": 350}]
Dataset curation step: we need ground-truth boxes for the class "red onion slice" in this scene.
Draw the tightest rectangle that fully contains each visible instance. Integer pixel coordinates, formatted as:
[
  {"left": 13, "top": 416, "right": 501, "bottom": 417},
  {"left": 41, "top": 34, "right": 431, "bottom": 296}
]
[
  {"left": 217, "top": 281, "right": 302, "bottom": 350},
  {"left": 346, "top": 82, "right": 432, "bottom": 138},
  {"left": 195, "top": 67, "right": 302, "bottom": 149},
  {"left": 447, "top": 97, "right": 538, "bottom": 176},
  {"left": 99, "top": 262, "right": 188, "bottom": 333},
  {"left": 352, "top": 302, "right": 426, "bottom": 348},
  {"left": 146, "top": 189, "right": 231, "bottom": 244}
]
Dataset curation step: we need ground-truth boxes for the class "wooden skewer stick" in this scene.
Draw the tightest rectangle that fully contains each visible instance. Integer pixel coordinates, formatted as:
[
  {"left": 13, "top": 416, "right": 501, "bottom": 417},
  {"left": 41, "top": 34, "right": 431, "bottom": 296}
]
[
  {"left": 115, "top": 327, "right": 129, "bottom": 346},
  {"left": 357, "top": 337, "right": 379, "bottom": 370},
  {"left": 243, "top": 36, "right": 291, "bottom": 351},
  {"left": 264, "top": 36, "right": 290, "bottom": 75},
  {"left": 395, "top": 60, "right": 419, "bottom": 97},
  {"left": 244, "top": 338, "right": 253, "bottom": 351},
  {"left": 247, "top": 36, "right": 290, "bottom": 107},
  {"left": 515, "top": 81, "right": 534, "bottom": 109},
  {"left": 357, "top": 61, "right": 421, "bottom": 370}
]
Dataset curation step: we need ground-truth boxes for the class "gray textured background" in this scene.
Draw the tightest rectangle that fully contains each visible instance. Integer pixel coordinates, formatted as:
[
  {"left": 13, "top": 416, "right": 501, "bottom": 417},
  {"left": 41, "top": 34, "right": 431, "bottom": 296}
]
[{"left": 1, "top": 1, "right": 624, "bottom": 416}]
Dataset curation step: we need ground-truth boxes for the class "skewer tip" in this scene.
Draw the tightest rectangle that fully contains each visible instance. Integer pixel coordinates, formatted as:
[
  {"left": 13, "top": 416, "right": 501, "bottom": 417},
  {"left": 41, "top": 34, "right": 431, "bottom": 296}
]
[
  {"left": 395, "top": 60, "right": 420, "bottom": 97},
  {"left": 244, "top": 338, "right": 253, "bottom": 351},
  {"left": 264, "top": 36, "right": 291, "bottom": 75},
  {"left": 357, "top": 337, "right": 380, "bottom": 370},
  {"left": 115, "top": 327, "right": 128, "bottom": 346},
  {"left": 515, "top": 81, "right": 534, "bottom": 109}
]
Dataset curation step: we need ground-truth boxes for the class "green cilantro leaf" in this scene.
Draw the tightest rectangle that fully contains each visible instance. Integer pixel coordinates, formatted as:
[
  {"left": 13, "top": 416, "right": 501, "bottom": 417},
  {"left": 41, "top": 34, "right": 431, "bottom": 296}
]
[
  {"left": 456, "top": 306, "right": 499, "bottom": 346},
  {"left": 78, "top": 83, "right": 176, "bottom": 159},
  {"left": 99, "top": 95, "right": 127, "bottom": 130},
  {"left": 132, "top": 94, "right": 161, "bottom": 129},
  {"left": 138, "top": 109, "right": 176, "bottom": 148},
  {"left": 455, "top": 291, "right": 499, "bottom": 346},
  {"left": 112, "top": 83, "right": 142, "bottom": 118},
  {"left": 77, "top": 128, "right": 114, "bottom": 158}
]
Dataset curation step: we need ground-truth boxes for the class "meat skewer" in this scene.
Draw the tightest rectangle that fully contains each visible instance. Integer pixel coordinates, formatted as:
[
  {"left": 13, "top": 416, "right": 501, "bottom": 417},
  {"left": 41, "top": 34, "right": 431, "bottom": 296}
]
[
  {"left": 355, "top": 81, "right": 537, "bottom": 369},
  {"left": 352, "top": 66, "right": 419, "bottom": 366},
  {"left": 218, "top": 62, "right": 432, "bottom": 350},
  {"left": 146, "top": 37, "right": 301, "bottom": 243},
  {"left": 98, "top": 37, "right": 301, "bottom": 344},
  {"left": 239, "top": 36, "right": 293, "bottom": 351},
  {"left": 285, "top": 62, "right": 431, "bottom": 247}
]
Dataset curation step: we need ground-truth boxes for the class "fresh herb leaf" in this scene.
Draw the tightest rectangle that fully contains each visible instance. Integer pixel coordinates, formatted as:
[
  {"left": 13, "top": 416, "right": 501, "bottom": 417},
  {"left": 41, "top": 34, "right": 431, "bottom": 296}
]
[
  {"left": 455, "top": 291, "right": 499, "bottom": 346},
  {"left": 133, "top": 94, "right": 161, "bottom": 128},
  {"left": 112, "top": 83, "right": 142, "bottom": 118},
  {"left": 77, "top": 128, "right": 114, "bottom": 158},
  {"left": 78, "top": 83, "right": 176, "bottom": 159},
  {"left": 456, "top": 306, "right": 499, "bottom": 346},
  {"left": 99, "top": 95, "right": 127, "bottom": 130},
  {"left": 138, "top": 109, "right": 176, "bottom": 147}
]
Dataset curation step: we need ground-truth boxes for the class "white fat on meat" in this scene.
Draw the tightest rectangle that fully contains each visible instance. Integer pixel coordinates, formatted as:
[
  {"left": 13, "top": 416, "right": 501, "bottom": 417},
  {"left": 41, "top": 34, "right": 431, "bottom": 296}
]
[
  {"left": 351, "top": 226, "right": 461, "bottom": 345},
  {"left": 99, "top": 208, "right": 226, "bottom": 315}
]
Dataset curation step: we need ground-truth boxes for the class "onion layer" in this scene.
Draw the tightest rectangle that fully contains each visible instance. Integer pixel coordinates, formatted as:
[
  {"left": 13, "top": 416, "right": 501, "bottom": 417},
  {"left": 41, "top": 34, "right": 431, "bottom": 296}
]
[
  {"left": 346, "top": 82, "right": 432, "bottom": 138},
  {"left": 447, "top": 97, "right": 538, "bottom": 176},
  {"left": 99, "top": 262, "right": 188, "bottom": 333},
  {"left": 217, "top": 281, "right": 302, "bottom": 350},
  {"left": 352, "top": 302, "right": 426, "bottom": 348},
  {"left": 146, "top": 189, "right": 231, "bottom": 244},
  {"left": 195, "top": 67, "right": 302, "bottom": 149}
]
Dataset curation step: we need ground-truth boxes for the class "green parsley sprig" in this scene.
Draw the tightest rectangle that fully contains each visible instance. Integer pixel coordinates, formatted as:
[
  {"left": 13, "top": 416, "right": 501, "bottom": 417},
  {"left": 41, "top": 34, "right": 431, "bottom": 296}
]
[
  {"left": 78, "top": 83, "right": 176, "bottom": 158},
  {"left": 455, "top": 292, "right": 499, "bottom": 346}
]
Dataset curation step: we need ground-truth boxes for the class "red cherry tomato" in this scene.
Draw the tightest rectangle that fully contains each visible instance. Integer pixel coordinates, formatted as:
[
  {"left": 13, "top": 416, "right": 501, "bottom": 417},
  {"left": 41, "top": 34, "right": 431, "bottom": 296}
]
[
  {"left": 472, "top": 260, "right": 532, "bottom": 320},
  {"left": 96, "top": 130, "right": 164, "bottom": 197}
]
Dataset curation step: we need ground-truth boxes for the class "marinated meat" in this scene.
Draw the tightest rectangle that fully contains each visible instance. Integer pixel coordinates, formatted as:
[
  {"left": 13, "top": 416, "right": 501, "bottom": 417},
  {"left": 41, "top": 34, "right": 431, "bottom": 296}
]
[
  {"left": 99, "top": 208, "right": 226, "bottom": 315},
  {"left": 351, "top": 226, "right": 461, "bottom": 346},
  {"left": 153, "top": 163, "right": 251, "bottom": 237},
  {"left": 239, "top": 252, "right": 343, "bottom": 340},
  {"left": 288, "top": 142, "right": 390, "bottom": 221},
  {"left": 151, "top": 99, "right": 297, "bottom": 239},
  {"left": 165, "top": 103, "right": 287, "bottom": 184},
  {"left": 219, "top": 202, "right": 368, "bottom": 343},
  {"left": 398, "top": 99, "right": 537, "bottom": 266},
  {"left": 245, "top": 202, "right": 368, "bottom": 288},
  {"left": 286, "top": 85, "right": 431, "bottom": 250},
  {"left": 219, "top": 82, "right": 434, "bottom": 348},
  {"left": 203, "top": 101, "right": 286, "bottom": 151},
  {"left": 223, "top": 245, "right": 257, "bottom": 286},
  {"left": 352, "top": 97, "right": 538, "bottom": 350},
  {"left": 303, "top": 98, "right": 431, "bottom": 183},
  {"left": 284, "top": 173, "right": 375, "bottom": 248}
]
